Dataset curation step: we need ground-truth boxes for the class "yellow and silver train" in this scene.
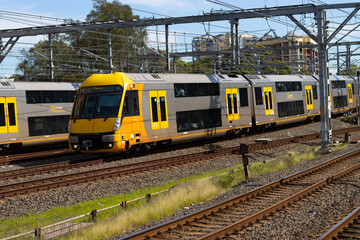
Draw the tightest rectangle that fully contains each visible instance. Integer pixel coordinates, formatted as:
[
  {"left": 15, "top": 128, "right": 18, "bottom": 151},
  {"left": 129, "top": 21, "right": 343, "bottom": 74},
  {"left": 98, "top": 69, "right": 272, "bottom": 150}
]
[
  {"left": 0, "top": 81, "right": 79, "bottom": 150},
  {"left": 68, "top": 72, "right": 356, "bottom": 153}
]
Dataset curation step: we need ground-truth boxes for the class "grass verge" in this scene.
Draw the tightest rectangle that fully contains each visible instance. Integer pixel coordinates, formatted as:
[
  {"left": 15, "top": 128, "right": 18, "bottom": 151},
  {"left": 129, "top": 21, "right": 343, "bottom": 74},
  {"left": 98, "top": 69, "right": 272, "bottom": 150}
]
[{"left": 0, "top": 143, "right": 346, "bottom": 239}]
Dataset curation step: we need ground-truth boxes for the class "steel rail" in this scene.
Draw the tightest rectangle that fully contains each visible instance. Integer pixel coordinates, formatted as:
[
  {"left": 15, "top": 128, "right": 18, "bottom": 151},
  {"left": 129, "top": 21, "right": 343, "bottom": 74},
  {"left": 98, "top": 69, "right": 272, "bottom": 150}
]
[
  {"left": 318, "top": 206, "right": 360, "bottom": 239},
  {"left": 0, "top": 126, "right": 358, "bottom": 195},
  {"left": 199, "top": 161, "right": 360, "bottom": 240},
  {"left": 121, "top": 148, "right": 360, "bottom": 240}
]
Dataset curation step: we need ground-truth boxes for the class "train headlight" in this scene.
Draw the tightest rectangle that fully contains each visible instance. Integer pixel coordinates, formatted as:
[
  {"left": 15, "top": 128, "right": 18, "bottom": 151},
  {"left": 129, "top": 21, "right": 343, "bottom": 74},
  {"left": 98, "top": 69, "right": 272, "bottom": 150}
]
[
  {"left": 68, "top": 120, "right": 72, "bottom": 132},
  {"left": 113, "top": 117, "right": 121, "bottom": 131}
]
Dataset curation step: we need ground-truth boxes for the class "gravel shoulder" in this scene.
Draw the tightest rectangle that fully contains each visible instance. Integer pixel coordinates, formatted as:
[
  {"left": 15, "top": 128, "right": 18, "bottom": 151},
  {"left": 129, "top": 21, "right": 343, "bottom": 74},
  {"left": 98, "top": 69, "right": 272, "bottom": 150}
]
[{"left": 0, "top": 118, "right": 359, "bottom": 239}]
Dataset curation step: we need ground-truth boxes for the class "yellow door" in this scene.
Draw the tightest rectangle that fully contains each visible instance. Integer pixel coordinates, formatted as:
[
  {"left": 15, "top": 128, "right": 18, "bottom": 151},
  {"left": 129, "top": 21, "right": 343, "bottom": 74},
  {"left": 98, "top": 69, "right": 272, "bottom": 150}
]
[
  {"left": 348, "top": 83, "right": 353, "bottom": 103},
  {"left": 226, "top": 88, "right": 239, "bottom": 121},
  {"left": 305, "top": 85, "right": 313, "bottom": 110},
  {"left": 0, "top": 97, "right": 18, "bottom": 134},
  {"left": 0, "top": 98, "right": 6, "bottom": 134},
  {"left": 263, "top": 87, "right": 274, "bottom": 115},
  {"left": 149, "top": 90, "right": 168, "bottom": 130}
]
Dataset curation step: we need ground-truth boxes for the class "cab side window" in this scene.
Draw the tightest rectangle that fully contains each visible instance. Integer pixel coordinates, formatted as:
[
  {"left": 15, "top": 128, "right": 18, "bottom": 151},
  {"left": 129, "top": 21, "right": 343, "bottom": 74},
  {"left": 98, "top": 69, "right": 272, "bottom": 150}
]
[{"left": 122, "top": 90, "right": 140, "bottom": 117}]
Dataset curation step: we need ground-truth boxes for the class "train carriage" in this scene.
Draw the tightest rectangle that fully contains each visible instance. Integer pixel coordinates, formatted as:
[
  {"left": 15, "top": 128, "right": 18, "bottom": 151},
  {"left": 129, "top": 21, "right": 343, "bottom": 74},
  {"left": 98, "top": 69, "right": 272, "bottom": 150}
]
[
  {"left": 246, "top": 75, "right": 320, "bottom": 127},
  {"left": 328, "top": 75, "right": 355, "bottom": 114},
  {"left": 68, "top": 72, "right": 355, "bottom": 154},
  {"left": 0, "top": 81, "right": 79, "bottom": 149}
]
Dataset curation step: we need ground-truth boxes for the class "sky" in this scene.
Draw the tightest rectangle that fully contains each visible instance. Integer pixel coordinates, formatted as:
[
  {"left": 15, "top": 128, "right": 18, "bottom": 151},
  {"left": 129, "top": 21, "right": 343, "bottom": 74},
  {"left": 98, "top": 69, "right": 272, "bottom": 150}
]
[{"left": 0, "top": 0, "right": 360, "bottom": 77}]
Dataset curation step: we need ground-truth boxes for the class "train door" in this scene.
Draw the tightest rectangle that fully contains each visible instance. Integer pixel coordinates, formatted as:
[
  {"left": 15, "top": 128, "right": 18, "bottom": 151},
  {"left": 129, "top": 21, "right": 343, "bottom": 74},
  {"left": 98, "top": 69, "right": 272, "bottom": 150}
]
[
  {"left": 347, "top": 83, "right": 353, "bottom": 103},
  {"left": 149, "top": 90, "right": 169, "bottom": 130},
  {"left": 305, "top": 85, "right": 313, "bottom": 110},
  {"left": 263, "top": 87, "right": 274, "bottom": 115},
  {"left": 0, "top": 97, "right": 18, "bottom": 134},
  {"left": 226, "top": 88, "right": 239, "bottom": 121}
]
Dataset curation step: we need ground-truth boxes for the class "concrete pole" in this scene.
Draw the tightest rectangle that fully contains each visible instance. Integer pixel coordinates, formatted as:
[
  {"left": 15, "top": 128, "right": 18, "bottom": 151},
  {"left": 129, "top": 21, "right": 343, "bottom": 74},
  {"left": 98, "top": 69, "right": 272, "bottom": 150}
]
[
  {"left": 230, "top": 19, "right": 235, "bottom": 66},
  {"left": 165, "top": 25, "right": 170, "bottom": 72},
  {"left": 317, "top": 10, "right": 329, "bottom": 152},
  {"left": 235, "top": 19, "right": 239, "bottom": 65},
  {"left": 48, "top": 34, "right": 54, "bottom": 81},
  {"left": 107, "top": 30, "right": 114, "bottom": 73}
]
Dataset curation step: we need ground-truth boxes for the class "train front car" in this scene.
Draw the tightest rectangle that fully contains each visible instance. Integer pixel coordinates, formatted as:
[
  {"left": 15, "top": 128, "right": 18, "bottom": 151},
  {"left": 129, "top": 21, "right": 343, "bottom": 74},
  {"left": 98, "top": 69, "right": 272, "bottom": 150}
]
[{"left": 69, "top": 72, "right": 136, "bottom": 153}]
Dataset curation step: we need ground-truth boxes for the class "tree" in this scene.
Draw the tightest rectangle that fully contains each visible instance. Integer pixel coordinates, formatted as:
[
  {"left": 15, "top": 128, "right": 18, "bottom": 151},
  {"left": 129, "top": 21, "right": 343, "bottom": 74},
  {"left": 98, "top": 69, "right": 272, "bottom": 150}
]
[{"left": 15, "top": 0, "right": 147, "bottom": 81}]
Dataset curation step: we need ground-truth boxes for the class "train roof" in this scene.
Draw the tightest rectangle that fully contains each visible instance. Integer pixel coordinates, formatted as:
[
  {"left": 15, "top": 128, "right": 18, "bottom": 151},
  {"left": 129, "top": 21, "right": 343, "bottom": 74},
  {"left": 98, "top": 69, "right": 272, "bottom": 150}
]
[
  {"left": 126, "top": 73, "right": 249, "bottom": 83},
  {"left": 244, "top": 75, "right": 316, "bottom": 82},
  {"left": 2, "top": 81, "right": 81, "bottom": 91}
]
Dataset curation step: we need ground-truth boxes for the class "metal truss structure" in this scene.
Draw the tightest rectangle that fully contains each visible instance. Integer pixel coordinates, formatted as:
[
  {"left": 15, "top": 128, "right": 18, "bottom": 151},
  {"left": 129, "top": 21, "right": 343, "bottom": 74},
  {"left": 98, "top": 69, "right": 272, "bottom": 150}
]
[{"left": 0, "top": 2, "right": 360, "bottom": 151}]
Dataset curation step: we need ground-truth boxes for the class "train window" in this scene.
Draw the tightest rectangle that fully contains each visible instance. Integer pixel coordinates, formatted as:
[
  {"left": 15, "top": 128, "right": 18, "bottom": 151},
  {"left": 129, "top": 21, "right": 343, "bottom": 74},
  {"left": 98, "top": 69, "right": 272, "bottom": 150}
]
[
  {"left": 312, "top": 85, "right": 318, "bottom": 99},
  {"left": 278, "top": 100, "right": 304, "bottom": 117},
  {"left": 0, "top": 104, "right": 5, "bottom": 127},
  {"left": 95, "top": 94, "right": 121, "bottom": 117},
  {"left": 8, "top": 103, "right": 16, "bottom": 126},
  {"left": 160, "top": 97, "right": 167, "bottom": 121},
  {"left": 26, "top": 91, "right": 42, "bottom": 103},
  {"left": 264, "top": 92, "right": 269, "bottom": 110},
  {"left": 176, "top": 108, "right": 222, "bottom": 132},
  {"left": 333, "top": 96, "right": 347, "bottom": 108},
  {"left": 122, "top": 96, "right": 129, "bottom": 115},
  {"left": 233, "top": 94, "right": 238, "bottom": 114},
  {"left": 239, "top": 88, "right": 249, "bottom": 107},
  {"left": 42, "top": 91, "right": 57, "bottom": 103},
  {"left": 227, "top": 94, "right": 233, "bottom": 114},
  {"left": 174, "top": 84, "right": 186, "bottom": 97},
  {"left": 122, "top": 91, "right": 139, "bottom": 117},
  {"left": 268, "top": 92, "right": 273, "bottom": 110},
  {"left": 187, "top": 83, "right": 197, "bottom": 97},
  {"left": 174, "top": 83, "right": 220, "bottom": 97},
  {"left": 275, "top": 82, "right": 302, "bottom": 92},
  {"left": 255, "top": 87, "right": 263, "bottom": 105},
  {"left": 26, "top": 91, "right": 76, "bottom": 104},
  {"left": 28, "top": 115, "right": 70, "bottom": 136},
  {"left": 209, "top": 83, "right": 220, "bottom": 96},
  {"left": 188, "top": 111, "right": 201, "bottom": 130},
  {"left": 151, "top": 97, "right": 158, "bottom": 122},
  {"left": 352, "top": 84, "right": 355, "bottom": 96},
  {"left": 198, "top": 83, "right": 209, "bottom": 96},
  {"left": 331, "top": 81, "right": 346, "bottom": 89}
]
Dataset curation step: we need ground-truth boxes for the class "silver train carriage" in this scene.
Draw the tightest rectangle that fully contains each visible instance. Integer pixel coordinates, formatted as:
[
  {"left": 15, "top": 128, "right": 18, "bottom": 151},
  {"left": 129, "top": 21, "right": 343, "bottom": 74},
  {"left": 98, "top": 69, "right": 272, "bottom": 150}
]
[
  {"left": 68, "top": 73, "right": 356, "bottom": 153},
  {"left": 0, "top": 81, "right": 79, "bottom": 150}
]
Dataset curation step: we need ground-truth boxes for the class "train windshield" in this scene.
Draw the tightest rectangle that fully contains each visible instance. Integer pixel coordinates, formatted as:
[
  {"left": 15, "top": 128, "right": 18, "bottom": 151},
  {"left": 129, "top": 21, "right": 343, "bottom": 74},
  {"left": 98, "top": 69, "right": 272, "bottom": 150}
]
[{"left": 71, "top": 85, "right": 123, "bottom": 119}]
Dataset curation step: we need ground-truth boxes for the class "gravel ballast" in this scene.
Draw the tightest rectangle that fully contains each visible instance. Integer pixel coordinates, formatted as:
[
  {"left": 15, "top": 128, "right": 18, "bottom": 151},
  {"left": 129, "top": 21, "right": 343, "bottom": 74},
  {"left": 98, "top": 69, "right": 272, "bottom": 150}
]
[{"left": 0, "top": 118, "right": 359, "bottom": 239}]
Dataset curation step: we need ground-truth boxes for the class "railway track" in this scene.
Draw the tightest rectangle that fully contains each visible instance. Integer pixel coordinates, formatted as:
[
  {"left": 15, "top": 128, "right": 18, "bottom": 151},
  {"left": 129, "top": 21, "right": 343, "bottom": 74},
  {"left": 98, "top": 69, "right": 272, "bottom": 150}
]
[
  {"left": 1, "top": 126, "right": 359, "bottom": 182},
  {"left": 0, "top": 148, "right": 72, "bottom": 166},
  {"left": 0, "top": 126, "right": 359, "bottom": 199},
  {"left": 318, "top": 206, "right": 360, "bottom": 239},
  {"left": 121, "top": 148, "right": 360, "bottom": 240}
]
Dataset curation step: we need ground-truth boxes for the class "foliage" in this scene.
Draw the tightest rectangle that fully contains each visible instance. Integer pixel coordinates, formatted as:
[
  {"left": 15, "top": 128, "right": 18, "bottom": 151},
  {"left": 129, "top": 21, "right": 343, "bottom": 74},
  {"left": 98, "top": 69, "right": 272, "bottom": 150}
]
[{"left": 15, "top": 0, "right": 147, "bottom": 82}]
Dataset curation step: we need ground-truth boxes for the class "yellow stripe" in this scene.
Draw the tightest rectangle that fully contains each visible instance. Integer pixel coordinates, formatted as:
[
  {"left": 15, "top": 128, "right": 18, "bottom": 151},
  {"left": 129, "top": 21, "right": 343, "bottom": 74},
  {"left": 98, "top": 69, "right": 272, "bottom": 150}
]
[{"left": 0, "top": 136, "right": 68, "bottom": 145}]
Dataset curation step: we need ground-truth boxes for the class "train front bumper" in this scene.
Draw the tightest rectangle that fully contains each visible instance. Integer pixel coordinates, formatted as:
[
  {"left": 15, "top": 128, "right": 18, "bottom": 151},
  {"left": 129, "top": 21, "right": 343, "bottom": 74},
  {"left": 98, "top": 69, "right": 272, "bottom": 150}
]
[{"left": 69, "top": 132, "right": 123, "bottom": 152}]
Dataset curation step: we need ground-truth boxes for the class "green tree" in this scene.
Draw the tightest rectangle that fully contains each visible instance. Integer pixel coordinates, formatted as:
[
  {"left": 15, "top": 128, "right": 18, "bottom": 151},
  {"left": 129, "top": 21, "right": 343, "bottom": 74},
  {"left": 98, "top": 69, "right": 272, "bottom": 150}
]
[{"left": 16, "top": 0, "right": 147, "bottom": 81}]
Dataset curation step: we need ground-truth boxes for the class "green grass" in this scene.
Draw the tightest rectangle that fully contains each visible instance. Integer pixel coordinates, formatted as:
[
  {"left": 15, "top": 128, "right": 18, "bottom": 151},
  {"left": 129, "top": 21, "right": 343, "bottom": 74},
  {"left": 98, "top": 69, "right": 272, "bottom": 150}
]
[{"left": 0, "top": 142, "right": 347, "bottom": 239}]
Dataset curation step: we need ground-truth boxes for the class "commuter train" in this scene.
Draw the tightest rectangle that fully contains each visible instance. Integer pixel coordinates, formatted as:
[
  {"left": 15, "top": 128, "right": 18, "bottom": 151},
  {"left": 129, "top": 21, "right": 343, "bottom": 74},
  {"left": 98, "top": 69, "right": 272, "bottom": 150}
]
[
  {"left": 68, "top": 73, "right": 356, "bottom": 153},
  {"left": 0, "top": 81, "right": 79, "bottom": 150}
]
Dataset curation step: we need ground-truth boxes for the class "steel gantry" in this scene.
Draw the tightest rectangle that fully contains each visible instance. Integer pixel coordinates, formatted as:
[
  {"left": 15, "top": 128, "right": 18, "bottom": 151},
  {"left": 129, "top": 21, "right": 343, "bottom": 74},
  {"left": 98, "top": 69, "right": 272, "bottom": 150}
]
[{"left": 0, "top": 2, "right": 360, "bottom": 151}]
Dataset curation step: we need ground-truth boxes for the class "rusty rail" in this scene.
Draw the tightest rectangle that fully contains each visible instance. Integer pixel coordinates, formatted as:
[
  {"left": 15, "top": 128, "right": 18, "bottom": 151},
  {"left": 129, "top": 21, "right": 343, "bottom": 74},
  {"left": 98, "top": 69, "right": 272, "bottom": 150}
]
[
  {"left": 318, "top": 206, "right": 360, "bottom": 240},
  {"left": 121, "top": 148, "right": 360, "bottom": 240}
]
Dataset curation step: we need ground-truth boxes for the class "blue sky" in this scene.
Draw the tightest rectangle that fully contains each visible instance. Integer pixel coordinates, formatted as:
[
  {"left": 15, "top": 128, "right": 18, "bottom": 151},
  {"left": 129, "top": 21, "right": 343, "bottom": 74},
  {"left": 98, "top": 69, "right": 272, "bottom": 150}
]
[{"left": 0, "top": 0, "right": 359, "bottom": 77}]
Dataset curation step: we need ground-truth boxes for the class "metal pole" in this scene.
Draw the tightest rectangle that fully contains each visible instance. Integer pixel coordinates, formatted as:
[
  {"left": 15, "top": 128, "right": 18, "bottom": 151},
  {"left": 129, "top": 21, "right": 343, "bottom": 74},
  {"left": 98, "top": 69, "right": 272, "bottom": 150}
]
[
  {"left": 107, "top": 29, "right": 114, "bottom": 73},
  {"left": 324, "top": 12, "right": 332, "bottom": 144},
  {"left": 346, "top": 44, "right": 351, "bottom": 73},
  {"left": 230, "top": 19, "right": 235, "bottom": 66},
  {"left": 48, "top": 34, "right": 54, "bottom": 81},
  {"left": 165, "top": 24, "right": 170, "bottom": 72},
  {"left": 336, "top": 45, "right": 340, "bottom": 75},
  {"left": 317, "top": 10, "right": 329, "bottom": 152},
  {"left": 235, "top": 19, "right": 239, "bottom": 65}
]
